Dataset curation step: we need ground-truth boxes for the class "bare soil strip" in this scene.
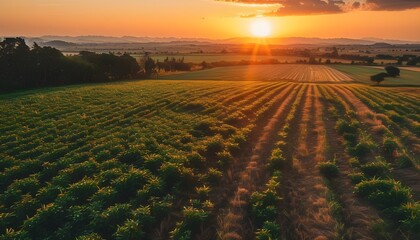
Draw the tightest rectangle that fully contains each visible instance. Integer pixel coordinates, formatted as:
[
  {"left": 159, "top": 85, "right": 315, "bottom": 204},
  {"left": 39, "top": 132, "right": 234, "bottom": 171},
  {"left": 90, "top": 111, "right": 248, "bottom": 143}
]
[
  {"left": 282, "top": 85, "right": 339, "bottom": 240},
  {"left": 217, "top": 84, "right": 301, "bottom": 239}
]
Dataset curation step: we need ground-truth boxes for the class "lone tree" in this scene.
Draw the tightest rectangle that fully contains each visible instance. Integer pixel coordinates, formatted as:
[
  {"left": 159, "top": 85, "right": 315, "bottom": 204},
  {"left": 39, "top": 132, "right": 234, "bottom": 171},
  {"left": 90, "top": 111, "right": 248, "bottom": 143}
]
[
  {"left": 141, "top": 52, "right": 156, "bottom": 78},
  {"left": 371, "top": 72, "right": 388, "bottom": 85},
  {"left": 385, "top": 66, "right": 400, "bottom": 77}
]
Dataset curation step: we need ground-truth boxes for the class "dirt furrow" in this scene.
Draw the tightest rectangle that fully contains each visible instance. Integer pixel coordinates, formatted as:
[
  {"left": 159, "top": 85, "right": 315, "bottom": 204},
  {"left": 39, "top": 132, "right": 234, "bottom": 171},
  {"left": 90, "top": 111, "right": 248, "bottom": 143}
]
[
  {"left": 217, "top": 84, "right": 301, "bottom": 239},
  {"left": 282, "top": 85, "right": 339, "bottom": 240}
]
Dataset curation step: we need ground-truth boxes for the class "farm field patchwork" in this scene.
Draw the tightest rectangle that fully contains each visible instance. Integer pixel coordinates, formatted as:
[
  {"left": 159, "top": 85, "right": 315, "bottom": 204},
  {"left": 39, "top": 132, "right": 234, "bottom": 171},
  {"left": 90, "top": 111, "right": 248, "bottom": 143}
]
[
  {"left": 0, "top": 78, "right": 419, "bottom": 239},
  {"left": 143, "top": 54, "right": 307, "bottom": 64},
  {"left": 161, "top": 64, "right": 353, "bottom": 82},
  {"left": 131, "top": 54, "right": 355, "bottom": 65}
]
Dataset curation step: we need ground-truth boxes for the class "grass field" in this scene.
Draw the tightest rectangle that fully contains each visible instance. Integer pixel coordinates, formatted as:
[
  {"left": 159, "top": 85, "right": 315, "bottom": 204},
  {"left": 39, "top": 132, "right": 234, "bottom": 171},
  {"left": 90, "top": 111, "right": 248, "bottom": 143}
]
[
  {"left": 331, "top": 65, "right": 420, "bottom": 86},
  {"left": 1, "top": 72, "right": 419, "bottom": 239},
  {"left": 162, "top": 64, "right": 353, "bottom": 82}
]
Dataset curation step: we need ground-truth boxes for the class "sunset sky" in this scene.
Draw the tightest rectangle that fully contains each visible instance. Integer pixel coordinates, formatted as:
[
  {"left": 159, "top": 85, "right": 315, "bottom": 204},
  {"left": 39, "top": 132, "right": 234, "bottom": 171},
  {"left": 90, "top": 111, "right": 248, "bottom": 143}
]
[{"left": 1, "top": 0, "right": 420, "bottom": 40}]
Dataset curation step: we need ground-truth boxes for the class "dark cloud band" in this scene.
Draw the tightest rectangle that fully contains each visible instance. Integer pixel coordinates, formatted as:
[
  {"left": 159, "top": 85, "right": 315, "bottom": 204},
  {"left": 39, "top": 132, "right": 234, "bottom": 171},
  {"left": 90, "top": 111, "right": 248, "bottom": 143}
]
[
  {"left": 217, "top": 0, "right": 420, "bottom": 16},
  {"left": 366, "top": 0, "right": 420, "bottom": 11}
]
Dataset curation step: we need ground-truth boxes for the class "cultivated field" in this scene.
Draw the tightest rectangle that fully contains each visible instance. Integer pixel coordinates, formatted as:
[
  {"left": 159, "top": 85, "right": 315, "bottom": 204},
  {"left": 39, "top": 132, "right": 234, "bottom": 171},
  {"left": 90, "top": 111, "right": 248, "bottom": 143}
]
[
  {"left": 0, "top": 73, "right": 419, "bottom": 239},
  {"left": 140, "top": 54, "right": 308, "bottom": 64},
  {"left": 331, "top": 65, "right": 420, "bottom": 86},
  {"left": 162, "top": 64, "right": 353, "bottom": 82},
  {"left": 130, "top": 54, "right": 357, "bottom": 65}
]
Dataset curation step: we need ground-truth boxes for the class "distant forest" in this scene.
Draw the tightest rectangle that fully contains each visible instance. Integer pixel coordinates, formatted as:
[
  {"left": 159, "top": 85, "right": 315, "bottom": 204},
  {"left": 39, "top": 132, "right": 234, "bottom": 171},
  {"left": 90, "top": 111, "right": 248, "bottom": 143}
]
[{"left": 0, "top": 38, "right": 147, "bottom": 92}]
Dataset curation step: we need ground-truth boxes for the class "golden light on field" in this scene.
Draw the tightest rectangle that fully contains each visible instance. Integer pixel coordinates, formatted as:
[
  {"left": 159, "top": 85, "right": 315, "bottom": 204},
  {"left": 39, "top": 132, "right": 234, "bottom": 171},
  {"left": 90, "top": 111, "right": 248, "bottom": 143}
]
[{"left": 250, "top": 19, "right": 272, "bottom": 38}]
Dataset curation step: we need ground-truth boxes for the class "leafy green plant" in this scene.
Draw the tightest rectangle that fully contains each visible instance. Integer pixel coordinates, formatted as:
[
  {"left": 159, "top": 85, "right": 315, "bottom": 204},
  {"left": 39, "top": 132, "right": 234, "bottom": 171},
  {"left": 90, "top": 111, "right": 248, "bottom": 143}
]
[
  {"left": 186, "top": 152, "right": 205, "bottom": 169},
  {"left": 195, "top": 185, "right": 211, "bottom": 200},
  {"left": 182, "top": 206, "right": 209, "bottom": 228},
  {"left": 348, "top": 172, "right": 366, "bottom": 184},
  {"left": 204, "top": 135, "right": 224, "bottom": 157},
  {"left": 360, "top": 159, "right": 391, "bottom": 178},
  {"left": 267, "top": 148, "right": 286, "bottom": 171},
  {"left": 216, "top": 151, "right": 233, "bottom": 169},
  {"left": 150, "top": 195, "right": 173, "bottom": 219},
  {"left": 112, "top": 169, "right": 150, "bottom": 200},
  {"left": 76, "top": 233, "right": 104, "bottom": 240},
  {"left": 382, "top": 138, "right": 399, "bottom": 157},
  {"left": 355, "top": 179, "right": 411, "bottom": 210},
  {"left": 114, "top": 219, "right": 146, "bottom": 240},
  {"left": 351, "top": 142, "right": 374, "bottom": 158},
  {"left": 205, "top": 168, "right": 223, "bottom": 185},
  {"left": 250, "top": 177, "right": 281, "bottom": 225},
  {"left": 255, "top": 221, "right": 281, "bottom": 240},
  {"left": 318, "top": 161, "right": 339, "bottom": 178},
  {"left": 91, "top": 203, "right": 132, "bottom": 238},
  {"left": 348, "top": 158, "right": 361, "bottom": 168},
  {"left": 336, "top": 119, "right": 358, "bottom": 135},
  {"left": 170, "top": 222, "right": 192, "bottom": 240},
  {"left": 398, "top": 203, "right": 420, "bottom": 233},
  {"left": 61, "top": 180, "right": 98, "bottom": 206},
  {"left": 118, "top": 149, "right": 144, "bottom": 165},
  {"left": 143, "top": 154, "right": 164, "bottom": 173}
]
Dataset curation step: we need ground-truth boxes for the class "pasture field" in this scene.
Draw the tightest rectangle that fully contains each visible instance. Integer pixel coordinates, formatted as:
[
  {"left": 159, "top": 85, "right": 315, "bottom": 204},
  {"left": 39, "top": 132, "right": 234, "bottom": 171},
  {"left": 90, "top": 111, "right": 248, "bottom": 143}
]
[
  {"left": 368, "top": 66, "right": 420, "bottom": 73},
  {"left": 331, "top": 65, "right": 420, "bottom": 86},
  {"left": 0, "top": 75, "right": 419, "bottom": 240},
  {"left": 161, "top": 64, "right": 353, "bottom": 82}
]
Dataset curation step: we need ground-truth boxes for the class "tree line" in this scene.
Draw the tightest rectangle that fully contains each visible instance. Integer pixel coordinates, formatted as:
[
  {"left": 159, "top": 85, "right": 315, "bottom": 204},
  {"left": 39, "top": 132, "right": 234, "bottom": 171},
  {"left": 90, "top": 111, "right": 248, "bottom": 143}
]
[
  {"left": 0, "top": 38, "right": 162, "bottom": 92},
  {"left": 156, "top": 57, "right": 192, "bottom": 72}
]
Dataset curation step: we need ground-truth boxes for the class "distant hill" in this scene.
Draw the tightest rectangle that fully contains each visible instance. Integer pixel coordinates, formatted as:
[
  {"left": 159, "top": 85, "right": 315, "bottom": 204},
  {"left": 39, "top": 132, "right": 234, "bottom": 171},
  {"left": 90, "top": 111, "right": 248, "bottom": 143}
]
[
  {"left": 222, "top": 37, "right": 374, "bottom": 45},
  {"left": 24, "top": 35, "right": 216, "bottom": 44},
  {"left": 39, "top": 40, "right": 77, "bottom": 48},
  {"left": 362, "top": 37, "right": 419, "bottom": 45},
  {"left": 370, "top": 42, "right": 394, "bottom": 48},
  {"left": 12, "top": 35, "right": 419, "bottom": 46}
]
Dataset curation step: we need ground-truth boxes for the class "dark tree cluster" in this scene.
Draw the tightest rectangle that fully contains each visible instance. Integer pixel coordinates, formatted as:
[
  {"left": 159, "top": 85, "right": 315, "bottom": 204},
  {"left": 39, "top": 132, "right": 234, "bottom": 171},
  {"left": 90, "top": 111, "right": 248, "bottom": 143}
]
[
  {"left": 370, "top": 73, "right": 389, "bottom": 84},
  {"left": 0, "top": 38, "right": 141, "bottom": 92},
  {"left": 199, "top": 59, "right": 281, "bottom": 69},
  {"left": 385, "top": 66, "right": 400, "bottom": 77},
  {"left": 339, "top": 54, "right": 375, "bottom": 64},
  {"left": 376, "top": 54, "right": 396, "bottom": 60},
  {"left": 78, "top": 51, "right": 140, "bottom": 81},
  {"left": 370, "top": 66, "right": 401, "bottom": 84},
  {"left": 156, "top": 57, "right": 192, "bottom": 72},
  {"left": 397, "top": 55, "right": 420, "bottom": 66}
]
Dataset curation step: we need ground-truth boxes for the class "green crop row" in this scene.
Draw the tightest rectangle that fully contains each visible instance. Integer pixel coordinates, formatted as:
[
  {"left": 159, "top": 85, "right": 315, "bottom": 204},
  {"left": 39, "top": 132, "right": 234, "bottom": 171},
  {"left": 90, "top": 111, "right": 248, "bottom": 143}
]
[
  {"left": 0, "top": 81, "right": 295, "bottom": 239},
  {"left": 249, "top": 85, "right": 306, "bottom": 240},
  {"left": 325, "top": 86, "right": 419, "bottom": 236}
]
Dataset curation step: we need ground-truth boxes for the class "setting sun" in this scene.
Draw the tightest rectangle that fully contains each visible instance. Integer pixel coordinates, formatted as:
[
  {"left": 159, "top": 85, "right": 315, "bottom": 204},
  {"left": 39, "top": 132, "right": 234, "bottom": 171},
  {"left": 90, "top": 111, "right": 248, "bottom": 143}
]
[{"left": 250, "top": 19, "right": 272, "bottom": 38}]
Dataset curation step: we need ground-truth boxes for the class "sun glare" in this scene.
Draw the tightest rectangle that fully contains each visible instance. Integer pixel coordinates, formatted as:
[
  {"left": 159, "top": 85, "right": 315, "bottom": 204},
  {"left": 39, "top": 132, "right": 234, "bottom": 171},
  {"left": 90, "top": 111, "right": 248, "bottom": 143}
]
[{"left": 250, "top": 19, "right": 272, "bottom": 38}]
